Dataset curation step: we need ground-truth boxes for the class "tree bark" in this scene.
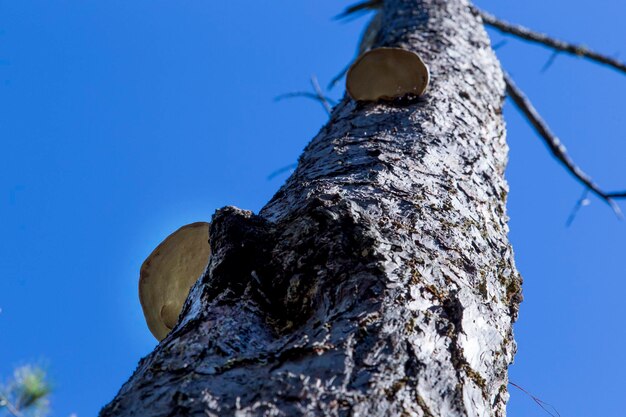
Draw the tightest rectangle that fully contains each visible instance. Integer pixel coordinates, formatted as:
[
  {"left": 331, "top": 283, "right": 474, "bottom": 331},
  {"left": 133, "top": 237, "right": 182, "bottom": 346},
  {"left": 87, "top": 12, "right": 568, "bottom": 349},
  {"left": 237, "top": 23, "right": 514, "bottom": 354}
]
[{"left": 101, "top": 0, "right": 522, "bottom": 416}]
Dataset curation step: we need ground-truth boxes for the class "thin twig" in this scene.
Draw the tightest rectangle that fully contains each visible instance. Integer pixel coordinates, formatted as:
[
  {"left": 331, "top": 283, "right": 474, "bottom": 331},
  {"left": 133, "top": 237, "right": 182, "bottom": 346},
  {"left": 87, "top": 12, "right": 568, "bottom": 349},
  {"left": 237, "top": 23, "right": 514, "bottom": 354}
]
[
  {"left": 509, "top": 381, "right": 561, "bottom": 417},
  {"left": 267, "top": 163, "right": 297, "bottom": 181},
  {"left": 274, "top": 93, "right": 336, "bottom": 115},
  {"left": 566, "top": 189, "right": 590, "bottom": 227},
  {"left": 330, "top": 1, "right": 383, "bottom": 90},
  {"left": 0, "top": 393, "right": 23, "bottom": 417},
  {"left": 275, "top": 92, "right": 328, "bottom": 102},
  {"left": 271, "top": 75, "right": 335, "bottom": 181},
  {"left": 504, "top": 71, "right": 625, "bottom": 217},
  {"left": 309, "top": 75, "right": 333, "bottom": 114},
  {"left": 476, "top": 8, "right": 626, "bottom": 75},
  {"left": 335, "top": 0, "right": 381, "bottom": 21},
  {"left": 492, "top": 39, "right": 508, "bottom": 51},
  {"left": 541, "top": 50, "right": 560, "bottom": 73},
  {"left": 328, "top": 61, "right": 351, "bottom": 90},
  {"left": 275, "top": 76, "right": 336, "bottom": 116}
]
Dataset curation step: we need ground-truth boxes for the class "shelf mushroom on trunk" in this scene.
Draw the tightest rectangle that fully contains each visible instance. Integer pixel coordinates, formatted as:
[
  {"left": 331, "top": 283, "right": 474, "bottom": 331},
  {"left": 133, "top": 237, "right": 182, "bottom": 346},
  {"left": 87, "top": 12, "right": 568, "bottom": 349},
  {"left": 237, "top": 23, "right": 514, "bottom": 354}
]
[
  {"left": 139, "top": 222, "right": 211, "bottom": 341},
  {"left": 346, "top": 47, "right": 430, "bottom": 102}
]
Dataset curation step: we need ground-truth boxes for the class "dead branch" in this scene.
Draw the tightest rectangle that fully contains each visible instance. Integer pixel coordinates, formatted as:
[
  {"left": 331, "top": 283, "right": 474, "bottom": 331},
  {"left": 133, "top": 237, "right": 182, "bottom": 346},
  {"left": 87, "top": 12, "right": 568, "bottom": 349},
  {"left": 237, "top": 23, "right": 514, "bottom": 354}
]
[
  {"left": 335, "top": 0, "right": 382, "bottom": 21},
  {"left": 541, "top": 50, "right": 559, "bottom": 73},
  {"left": 275, "top": 75, "right": 335, "bottom": 115},
  {"left": 267, "top": 163, "right": 297, "bottom": 181},
  {"left": 309, "top": 75, "right": 332, "bottom": 114},
  {"left": 476, "top": 8, "right": 626, "bottom": 75},
  {"left": 607, "top": 190, "right": 626, "bottom": 198},
  {"left": 504, "top": 71, "right": 626, "bottom": 217},
  {"left": 0, "top": 394, "right": 23, "bottom": 417},
  {"left": 566, "top": 190, "right": 590, "bottom": 227},
  {"left": 330, "top": 1, "right": 382, "bottom": 89},
  {"left": 328, "top": 62, "right": 351, "bottom": 90},
  {"left": 509, "top": 381, "right": 561, "bottom": 417}
]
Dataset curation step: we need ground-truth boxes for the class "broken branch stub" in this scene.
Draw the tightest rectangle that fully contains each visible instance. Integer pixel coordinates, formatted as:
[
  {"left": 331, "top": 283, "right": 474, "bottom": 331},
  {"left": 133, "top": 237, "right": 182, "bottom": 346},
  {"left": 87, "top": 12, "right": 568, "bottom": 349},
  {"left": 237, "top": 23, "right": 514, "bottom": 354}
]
[
  {"left": 346, "top": 47, "right": 430, "bottom": 101},
  {"left": 139, "top": 222, "right": 211, "bottom": 341}
]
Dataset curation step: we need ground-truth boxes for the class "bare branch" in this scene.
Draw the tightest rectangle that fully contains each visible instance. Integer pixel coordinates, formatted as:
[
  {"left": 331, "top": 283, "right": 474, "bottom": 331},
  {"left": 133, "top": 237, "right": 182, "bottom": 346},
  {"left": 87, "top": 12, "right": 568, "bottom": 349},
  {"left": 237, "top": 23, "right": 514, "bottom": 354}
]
[
  {"left": 509, "top": 381, "right": 561, "bottom": 417},
  {"left": 540, "top": 50, "right": 559, "bottom": 73},
  {"left": 491, "top": 39, "right": 508, "bottom": 51},
  {"left": 330, "top": 1, "right": 383, "bottom": 90},
  {"left": 504, "top": 71, "right": 625, "bottom": 217},
  {"left": 607, "top": 191, "right": 626, "bottom": 198},
  {"left": 335, "top": 0, "right": 381, "bottom": 21},
  {"left": 275, "top": 92, "right": 327, "bottom": 102},
  {"left": 275, "top": 75, "right": 336, "bottom": 116},
  {"left": 267, "top": 163, "right": 297, "bottom": 181},
  {"left": 328, "top": 61, "right": 351, "bottom": 90},
  {"left": 565, "top": 189, "right": 590, "bottom": 227},
  {"left": 0, "top": 393, "right": 23, "bottom": 417},
  {"left": 476, "top": 8, "right": 626, "bottom": 75},
  {"left": 309, "top": 75, "right": 332, "bottom": 115}
]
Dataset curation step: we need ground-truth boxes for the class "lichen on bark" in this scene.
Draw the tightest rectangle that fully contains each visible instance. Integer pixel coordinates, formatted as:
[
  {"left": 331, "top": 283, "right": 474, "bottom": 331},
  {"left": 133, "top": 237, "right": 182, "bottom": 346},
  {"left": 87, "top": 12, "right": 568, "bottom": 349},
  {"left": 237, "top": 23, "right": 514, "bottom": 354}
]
[{"left": 101, "top": 1, "right": 522, "bottom": 416}]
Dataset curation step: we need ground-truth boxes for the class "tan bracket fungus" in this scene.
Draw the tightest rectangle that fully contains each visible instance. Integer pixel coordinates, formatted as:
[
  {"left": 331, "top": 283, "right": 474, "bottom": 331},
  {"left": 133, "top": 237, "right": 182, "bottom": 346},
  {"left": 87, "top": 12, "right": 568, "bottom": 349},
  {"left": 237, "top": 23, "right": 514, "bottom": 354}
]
[
  {"left": 139, "top": 222, "right": 211, "bottom": 341},
  {"left": 346, "top": 47, "right": 430, "bottom": 102}
]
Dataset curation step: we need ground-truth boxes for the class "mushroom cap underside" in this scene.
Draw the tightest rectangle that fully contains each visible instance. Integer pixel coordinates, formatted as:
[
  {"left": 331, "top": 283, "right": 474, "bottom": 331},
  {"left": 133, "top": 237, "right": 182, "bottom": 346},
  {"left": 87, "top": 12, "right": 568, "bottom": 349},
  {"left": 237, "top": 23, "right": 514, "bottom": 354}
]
[
  {"left": 139, "top": 222, "right": 211, "bottom": 341},
  {"left": 347, "top": 47, "right": 429, "bottom": 101}
]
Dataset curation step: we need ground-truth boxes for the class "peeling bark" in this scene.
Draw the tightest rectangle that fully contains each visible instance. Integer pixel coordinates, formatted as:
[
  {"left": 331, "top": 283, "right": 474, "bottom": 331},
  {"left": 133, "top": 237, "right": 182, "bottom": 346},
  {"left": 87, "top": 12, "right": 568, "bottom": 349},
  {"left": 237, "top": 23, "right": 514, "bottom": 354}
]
[{"left": 101, "top": 0, "right": 522, "bottom": 416}]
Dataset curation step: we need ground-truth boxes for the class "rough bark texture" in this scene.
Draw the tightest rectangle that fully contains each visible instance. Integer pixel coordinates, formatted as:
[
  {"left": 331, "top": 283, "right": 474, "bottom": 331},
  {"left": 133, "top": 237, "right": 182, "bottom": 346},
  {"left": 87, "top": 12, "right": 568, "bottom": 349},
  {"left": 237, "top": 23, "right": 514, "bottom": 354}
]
[{"left": 101, "top": 0, "right": 522, "bottom": 416}]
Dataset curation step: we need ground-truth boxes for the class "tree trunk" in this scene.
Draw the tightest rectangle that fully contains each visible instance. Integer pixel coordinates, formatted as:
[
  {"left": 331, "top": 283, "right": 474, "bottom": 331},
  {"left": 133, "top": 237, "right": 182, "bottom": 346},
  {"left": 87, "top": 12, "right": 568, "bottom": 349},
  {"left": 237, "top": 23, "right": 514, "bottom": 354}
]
[{"left": 101, "top": 0, "right": 522, "bottom": 416}]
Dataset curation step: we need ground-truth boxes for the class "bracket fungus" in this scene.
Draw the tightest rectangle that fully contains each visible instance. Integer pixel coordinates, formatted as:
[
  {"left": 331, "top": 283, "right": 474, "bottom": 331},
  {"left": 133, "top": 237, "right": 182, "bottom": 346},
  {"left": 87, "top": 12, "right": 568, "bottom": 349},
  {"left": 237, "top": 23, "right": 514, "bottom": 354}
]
[
  {"left": 139, "top": 222, "right": 211, "bottom": 341},
  {"left": 346, "top": 47, "right": 430, "bottom": 102}
]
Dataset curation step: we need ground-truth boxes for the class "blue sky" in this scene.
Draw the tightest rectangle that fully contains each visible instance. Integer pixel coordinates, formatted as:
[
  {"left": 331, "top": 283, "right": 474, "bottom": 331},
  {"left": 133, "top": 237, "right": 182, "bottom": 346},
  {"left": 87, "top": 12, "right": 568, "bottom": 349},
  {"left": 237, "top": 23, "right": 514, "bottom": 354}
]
[{"left": 1, "top": 1, "right": 625, "bottom": 416}]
